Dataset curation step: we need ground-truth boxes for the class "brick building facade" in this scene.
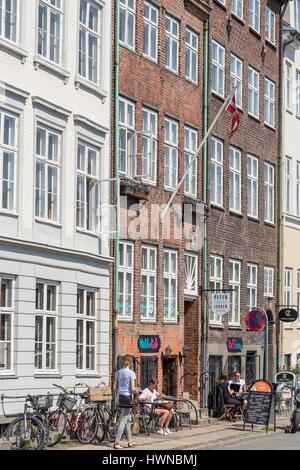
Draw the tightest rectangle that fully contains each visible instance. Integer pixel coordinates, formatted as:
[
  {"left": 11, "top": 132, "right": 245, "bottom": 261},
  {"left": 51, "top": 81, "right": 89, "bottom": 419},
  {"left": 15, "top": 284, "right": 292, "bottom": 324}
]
[{"left": 112, "top": 0, "right": 210, "bottom": 399}]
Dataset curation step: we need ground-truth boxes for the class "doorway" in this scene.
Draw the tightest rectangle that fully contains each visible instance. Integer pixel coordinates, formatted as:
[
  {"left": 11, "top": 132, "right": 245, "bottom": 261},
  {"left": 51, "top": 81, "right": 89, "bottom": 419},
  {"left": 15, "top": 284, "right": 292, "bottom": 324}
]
[{"left": 163, "top": 357, "right": 177, "bottom": 396}]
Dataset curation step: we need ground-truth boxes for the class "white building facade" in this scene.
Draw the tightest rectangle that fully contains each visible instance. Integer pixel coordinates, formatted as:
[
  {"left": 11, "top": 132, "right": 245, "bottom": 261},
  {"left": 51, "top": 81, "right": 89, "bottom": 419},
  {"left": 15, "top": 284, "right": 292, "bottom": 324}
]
[
  {"left": 281, "top": 0, "right": 300, "bottom": 371},
  {"left": 0, "top": 0, "right": 112, "bottom": 415}
]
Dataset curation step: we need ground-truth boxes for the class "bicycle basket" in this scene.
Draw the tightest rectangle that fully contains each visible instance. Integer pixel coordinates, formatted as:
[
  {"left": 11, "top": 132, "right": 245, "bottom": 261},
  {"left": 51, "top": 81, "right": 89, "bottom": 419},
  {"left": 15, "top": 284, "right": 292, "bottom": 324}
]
[
  {"left": 60, "top": 395, "right": 77, "bottom": 412},
  {"left": 88, "top": 386, "right": 112, "bottom": 402},
  {"left": 35, "top": 394, "right": 54, "bottom": 411}
]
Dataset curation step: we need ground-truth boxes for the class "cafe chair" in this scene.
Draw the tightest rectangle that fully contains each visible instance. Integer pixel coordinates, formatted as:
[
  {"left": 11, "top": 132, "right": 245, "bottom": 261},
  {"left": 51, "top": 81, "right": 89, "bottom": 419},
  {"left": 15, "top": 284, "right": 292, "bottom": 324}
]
[
  {"left": 174, "top": 401, "right": 193, "bottom": 430},
  {"left": 218, "top": 404, "right": 235, "bottom": 421},
  {"left": 131, "top": 402, "right": 152, "bottom": 437}
]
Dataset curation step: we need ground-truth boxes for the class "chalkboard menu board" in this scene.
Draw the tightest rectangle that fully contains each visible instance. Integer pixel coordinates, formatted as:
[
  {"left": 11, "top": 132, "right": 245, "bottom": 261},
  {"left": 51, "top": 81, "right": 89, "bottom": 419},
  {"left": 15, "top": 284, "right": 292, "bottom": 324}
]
[{"left": 245, "top": 392, "right": 273, "bottom": 426}]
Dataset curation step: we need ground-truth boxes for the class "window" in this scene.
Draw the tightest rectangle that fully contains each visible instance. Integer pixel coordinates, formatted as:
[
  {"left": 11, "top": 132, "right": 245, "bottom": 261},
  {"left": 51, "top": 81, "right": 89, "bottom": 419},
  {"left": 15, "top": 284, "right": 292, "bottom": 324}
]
[
  {"left": 165, "top": 15, "right": 179, "bottom": 73},
  {"left": 79, "top": 0, "right": 101, "bottom": 84},
  {"left": 141, "top": 245, "right": 156, "bottom": 321},
  {"left": 264, "top": 266, "right": 274, "bottom": 298},
  {"left": 143, "top": 1, "right": 158, "bottom": 62},
  {"left": 248, "top": 67, "right": 259, "bottom": 118},
  {"left": 0, "top": 109, "right": 17, "bottom": 213},
  {"left": 209, "top": 255, "right": 223, "bottom": 323},
  {"left": 212, "top": 40, "right": 225, "bottom": 97},
  {"left": 265, "top": 6, "right": 275, "bottom": 45},
  {"left": 228, "top": 356, "right": 241, "bottom": 381},
  {"left": 247, "top": 263, "right": 257, "bottom": 311},
  {"left": 297, "top": 162, "right": 300, "bottom": 216},
  {"left": 35, "top": 125, "right": 60, "bottom": 222},
  {"left": 184, "top": 253, "right": 198, "bottom": 297},
  {"left": 184, "top": 126, "right": 197, "bottom": 197},
  {"left": 118, "top": 241, "right": 134, "bottom": 320},
  {"left": 120, "top": 0, "right": 135, "bottom": 49},
  {"left": 247, "top": 155, "right": 258, "bottom": 218},
  {"left": 164, "top": 250, "right": 177, "bottom": 322},
  {"left": 185, "top": 28, "right": 198, "bottom": 84},
  {"left": 286, "top": 62, "right": 292, "bottom": 111},
  {"left": 164, "top": 117, "right": 178, "bottom": 190},
  {"left": 38, "top": 0, "right": 62, "bottom": 64},
  {"left": 229, "top": 260, "right": 240, "bottom": 325},
  {"left": 264, "top": 78, "right": 275, "bottom": 128},
  {"left": 210, "top": 137, "right": 223, "bottom": 207},
  {"left": 0, "top": 277, "right": 13, "bottom": 371},
  {"left": 249, "top": 0, "right": 260, "bottom": 33},
  {"left": 297, "top": 70, "right": 300, "bottom": 117},
  {"left": 119, "top": 97, "right": 136, "bottom": 178},
  {"left": 76, "top": 287, "right": 96, "bottom": 371},
  {"left": 284, "top": 268, "right": 292, "bottom": 307},
  {"left": 297, "top": 353, "right": 300, "bottom": 365},
  {"left": 297, "top": 270, "right": 300, "bottom": 326},
  {"left": 285, "top": 157, "right": 292, "bottom": 214},
  {"left": 35, "top": 282, "right": 57, "bottom": 371},
  {"left": 140, "top": 356, "right": 158, "bottom": 389},
  {"left": 231, "top": 0, "right": 243, "bottom": 19},
  {"left": 230, "top": 54, "right": 243, "bottom": 109},
  {"left": 284, "top": 354, "right": 291, "bottom": 370},
  {"left": 229, "top": 147, "right": 241, "bottom": 213},
  {"left": 295, "top": 0, "right": 300, "bottom": 32},
  {"left": 264, "top": 163, "right": 274, "bottom": 223},
  {"left": 76, "top": 140, "right": 100, "bottom": 232},
  {"left": 142, "top": 107, "right": 157, "bottom": 185},
  {"left": 0, "top": 0, "right": 17, "bottom": 43}
]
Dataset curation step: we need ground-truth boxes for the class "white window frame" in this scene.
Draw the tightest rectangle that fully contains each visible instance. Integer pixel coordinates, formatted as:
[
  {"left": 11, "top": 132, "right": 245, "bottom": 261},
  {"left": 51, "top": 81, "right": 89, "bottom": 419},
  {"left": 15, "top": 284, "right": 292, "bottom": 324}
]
[
  {"left": 247, "top": 154, "right": 258, "bottom": 218},
  {"left": 230, "top": 54, "right": 243, "bottom": 109},
  {"left": 249, "top": 0, "right": 260, "bottom": 33},
  {"left": 209, "top": 255, "right": 223, "bottom": 324},
  {"left": 143, "top": 0, "right": 158, "bottom": 62},
  {"left": 212, "top": 40, "right": 225, "bottom": 98},
  {"left": 231, "top": 0, "right": 243, "bottom": 20},
  {"left": 120, "top": 0, "right": 135, "bottom": 50},
  {"left": 142, "top": 107, "right": 157, "bottom": 185},
  {"left": 141, "top": 245, "right": 157, "bottom": 322},
  {"left": 0, "top": 108, "right": 17, "bottom": 214},
  {"left": 76, "top": 287, "right": 97, "bottom": 372},
  {"left": 248, "top": 66, "right": 259, "bottom": 119},
  {"left": 229, "top": 259, "right": 241, "bottom": 326},
  {"left": 286, "top": 61, "right": 292, "bottom": 112},
  {"left": 264, "top": 266, "right": 274, "bottom": 298},
  {"left": 185, "top": 27, "right": 198, "bottom": 84},
  {"left": 0, "top": 276, "right": 14, "bottom": 373},
  {"left": 164, "top": 116, "right": 178, "bottom": 190},
  {"left": 264, "top": 78, "right": 275, "bottom": 128},
  {"left": 119, "top": 97, "right": 136, "bottom": 179},
  {"left": 247, "top": 263, "right": 257, "bottom": 311},
  {"left": 35, "top": 124, "right": 60, "bottom": 223},
  {"left": 165, "top": 14, "right": 179, "bottom": 74},
  {"left": 164, "top": 249, "right": 178, "bottom": 323},
  {"left": 184, "top": 126, "right": 197, "bottom": 197},
  {"left": 297, "top": 162, "right": 300, "bottom": 216},
  {"left": 295, "top": 0, "right": 300, "bottom": 32},
  {"left": 264, "top": 162, "right": 274, "bottom": 223},
  {"left": 285, "top": 156, "right": 292, "bottom": 214},
  {"left": 229, "top": 146, "right": 241, "bottom": 214},
  {"left": 184, "top": 253, "right": 198, "bottom": 297},
  {"left": 265, "top": 6, "right": 275, "bottom": 45},
  {"left": 38, "top": 0, "right": 63, "bottom": 65},
  {"left": 284, "top": 268, "right": 292, "bottom": 308},
  {"left": 0, "top": 0, "right": 18, "bottom": 44},
  {"left": 34, "top": 281, "right": 58, "bottom": 372},
  {"left": 118, "top": 241, "right": 134, "bottom": 321},
  {"left": 210, "top": 137, "right": 223, "bottom": 207},
  {"left": 297, "top": 70, "right": 300, "bottom": 118}
]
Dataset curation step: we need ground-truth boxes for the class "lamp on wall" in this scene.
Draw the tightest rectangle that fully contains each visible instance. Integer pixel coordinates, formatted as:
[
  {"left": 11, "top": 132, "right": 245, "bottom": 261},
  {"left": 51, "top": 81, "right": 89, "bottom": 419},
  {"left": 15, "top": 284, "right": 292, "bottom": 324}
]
[
  {"left": 179, "top": 345, "right": 190, "bottom": 363},
  {"left": 162, "top": 345, "right": 172, "bottom": 359}
]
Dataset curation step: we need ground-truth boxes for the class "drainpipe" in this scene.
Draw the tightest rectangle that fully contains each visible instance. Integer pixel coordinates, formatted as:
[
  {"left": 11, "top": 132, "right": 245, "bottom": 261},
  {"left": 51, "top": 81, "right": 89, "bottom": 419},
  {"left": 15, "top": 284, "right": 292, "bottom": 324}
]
[
  {"left": 112, "top": 0, "right": 120, "bottom": 386},
  {"left": 201, "top": 16, "right": 210, "bottom": 408}
]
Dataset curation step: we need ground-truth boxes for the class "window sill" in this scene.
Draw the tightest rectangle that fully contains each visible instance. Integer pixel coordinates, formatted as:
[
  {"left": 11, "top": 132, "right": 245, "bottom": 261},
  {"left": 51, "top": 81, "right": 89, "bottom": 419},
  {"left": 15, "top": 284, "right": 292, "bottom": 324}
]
[
  {"left": 141, "top": 179, "right": 157, "bottom": 188},
  {"left": 286, "top": 108, "right": 293, "bottom": 116},
  {"left": 163, "top": 321, "right": 179, "bottom": 325},
  {"left": 35, "top": 218, "right": 62, "bottom": 228},
  {"left": 248, "top": 216, "right": 259, "bottom": 223},
  {"left": 0, "top": 38, "right": 28, "bottom": 63},
  {"left": 249, "top": 26, "right": 261, "bottom": 39},
  {"left": 211, "top": 204, "right": 225, "bottom": 212},
  {"left": 74, "top": 75, "right": 108, "bottom": 103},
  {"left": 120, "top": 42, "right": 136, "bottom": 54},
  {"left": 265, "top": 39, "right": 276, "bottom": 50},
  {"left": 142, "top": 53, "right": 158, "bottom": 65},
  {"left": 140, "top": 320, "right": 159, "bottom": 325},
  {"left": 264, "top": 220, "right": 275, "bottom": 228},
  {"left": 209, "top": 322, "right": 224, "bottom": 329},
  {"left": 230, "top": 210, "right": 243, "bottom": 218},
  {"left": 213, "top": 0, "right": 227, "bottom": 11},
  {"left": 0, "top": 210, "right": 18, "bottom": 218},
  {"left": 164, "top": 66, "right": 179, "bottom": 77},
  {"left": 264, "top": 122, "right": 276, "bottom": 132},
  {"left": 228, "top": 325, "right": 242, "bottom": 330},
  {"left": 184, "top": 77, "right": 198, "bottom": 87},
  {"left": 212, "top": 91, "right": 225, "bottom": 101},
  {"left": 34, "top": 372, "right": 61, "bottom": 377},
  {"left": 76, "top": 372, "right": 100, "bottom": 378},
  {"left": 231, "top": 12, "right": 244, "bottom": 25},
  {"left": 76, "top": 227, "right": 100, "bottom": 239},
  {"left": 33, "top": 56, "right": 70, "bottom": 83},
  {"left": 248, "top": 113, "right": 260, "bottom": 123},
  {"left": 117, "top": 319, "right": 135, "bottom": 323},
  {"left": 0, "top": 371, "right": 16, "bottom": 378},
  {"left": 184, "top": 291, "right": 198, "bottom": 300}
]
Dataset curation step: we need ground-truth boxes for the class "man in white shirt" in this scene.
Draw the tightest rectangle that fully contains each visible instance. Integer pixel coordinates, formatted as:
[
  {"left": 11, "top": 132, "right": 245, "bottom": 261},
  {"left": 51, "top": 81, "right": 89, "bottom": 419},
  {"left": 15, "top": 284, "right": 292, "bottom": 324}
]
[
  {"left": 138, "top": 379, "right": 174, "bottom": 436},
  {"left": 228, "top": 371, "right": 248, "bottom": 409}
]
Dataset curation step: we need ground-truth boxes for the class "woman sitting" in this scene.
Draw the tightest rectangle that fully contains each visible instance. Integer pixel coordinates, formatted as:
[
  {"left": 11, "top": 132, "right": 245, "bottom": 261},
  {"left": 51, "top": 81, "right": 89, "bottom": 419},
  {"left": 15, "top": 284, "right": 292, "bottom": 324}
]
[
  {"left": 218, "top": 373, "right": 242, "bottom": 418},
  {"left": 138, "top": 379, "right": 174, "bottom": 435}
]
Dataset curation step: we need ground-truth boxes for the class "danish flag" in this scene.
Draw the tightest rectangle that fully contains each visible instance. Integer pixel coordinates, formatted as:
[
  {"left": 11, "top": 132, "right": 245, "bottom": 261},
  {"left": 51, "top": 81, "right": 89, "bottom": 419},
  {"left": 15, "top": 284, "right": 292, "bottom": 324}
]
[{"left": 227, "top": 94, "right": 241, "bottom": 137}]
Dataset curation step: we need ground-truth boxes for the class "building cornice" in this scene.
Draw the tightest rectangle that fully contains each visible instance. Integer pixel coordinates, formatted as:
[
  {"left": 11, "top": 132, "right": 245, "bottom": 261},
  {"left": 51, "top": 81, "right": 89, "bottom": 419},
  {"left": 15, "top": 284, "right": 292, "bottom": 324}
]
[
  {"left": 0, "top": 82, "right": 30, "bottom": 100},
  {"left": 32, "top": 96, "right": 72, "bottom": 117},
  {"left": 73, "top": 115, "right": 109, "bottom": 134}
]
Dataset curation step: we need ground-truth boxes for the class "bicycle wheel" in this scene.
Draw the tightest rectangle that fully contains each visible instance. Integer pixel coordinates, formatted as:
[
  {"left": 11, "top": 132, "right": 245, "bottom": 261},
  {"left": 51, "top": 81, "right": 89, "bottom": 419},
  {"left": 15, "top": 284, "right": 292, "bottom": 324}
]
[
  {"left": 95, "top": 407, "right": 106, "bottom": 443},
  {"left": 5, "top": 416, "right": 46, "bottom": 450},
  {"left": 76, "top": 406, "right": 98, "bottom": 444},
  {"left": 105, "top": 408, "right": 119, "bottom": 443},
  {"left": 46, "top": 409, "right": 67, "bottom": 447}
]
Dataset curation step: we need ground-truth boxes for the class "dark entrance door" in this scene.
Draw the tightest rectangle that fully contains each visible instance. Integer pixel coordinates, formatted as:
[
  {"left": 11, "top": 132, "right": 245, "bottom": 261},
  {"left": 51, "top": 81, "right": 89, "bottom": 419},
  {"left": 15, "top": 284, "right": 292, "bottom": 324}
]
[
  {"left": 246, "top": 351, "right": 257, "bottom": 386},
  {"left": 208, "top": 356, "right": 223, "bottom": 415},
  {"left": 140, "top": 356, "right": 158, "bottom": 389},
  {"left": 163, "top": 357, "right": 177, "bottom": 396}
]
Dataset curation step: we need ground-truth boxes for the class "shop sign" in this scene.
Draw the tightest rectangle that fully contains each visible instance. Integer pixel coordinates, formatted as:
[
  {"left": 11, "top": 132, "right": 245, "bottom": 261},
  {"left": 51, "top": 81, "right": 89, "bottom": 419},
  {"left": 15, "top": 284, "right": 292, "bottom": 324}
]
[
  {"left": 279, "top": 308, "right": 298, "bottom": 323},
  {"left": 211, "top": 293, "right": 230, "bottom": 316},
  {"left": 227, "top": 337, "right": 243, "bottom": 353},
  {"left": 275, "top": 372, "right": 296, "bottom": 389},
  {"left": 138, "top": 335, "right": 161, "bottom": 353}
]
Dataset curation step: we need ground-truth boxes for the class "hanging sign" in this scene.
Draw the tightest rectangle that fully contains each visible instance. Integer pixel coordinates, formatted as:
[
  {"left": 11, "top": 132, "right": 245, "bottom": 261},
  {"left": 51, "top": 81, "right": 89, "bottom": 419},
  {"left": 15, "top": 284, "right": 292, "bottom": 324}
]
[
  {"left": 275, "top": 372, "right": 296, "bottom": 389},
  {"left": 138, "top": 335, "right": 161, "bottom": 353},
  {"left": 227, "top": 337, "right": 243, "bottom": 353},
  {"left": 279, "top": 308, "right": 298, "bottom": 323},
  {"left": 211, "top": 293, "right": 230, "bottom": 316},
  {"left": 246, "top": 309, "right": 265, "bottom": 331}
]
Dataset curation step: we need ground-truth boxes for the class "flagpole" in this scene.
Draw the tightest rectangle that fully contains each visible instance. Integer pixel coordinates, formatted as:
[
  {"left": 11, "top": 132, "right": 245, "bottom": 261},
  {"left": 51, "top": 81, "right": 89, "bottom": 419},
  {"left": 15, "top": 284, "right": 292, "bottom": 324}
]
[{"left": 161, "top": 86, "right": 237, "bottom": 222}]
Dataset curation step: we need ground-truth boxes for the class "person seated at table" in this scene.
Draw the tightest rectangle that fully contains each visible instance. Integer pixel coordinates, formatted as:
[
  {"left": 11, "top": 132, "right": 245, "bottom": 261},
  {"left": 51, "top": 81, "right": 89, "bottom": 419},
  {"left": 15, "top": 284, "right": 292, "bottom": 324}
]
[
  {"left": 228, "top": 371, "right": 248, "bottom": 410},
  {"left": 217, "top": 374, "right": 242, "bottom": 418},
  {"left": 138, "top": 379, "right": 174, "bottom": 436}
]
